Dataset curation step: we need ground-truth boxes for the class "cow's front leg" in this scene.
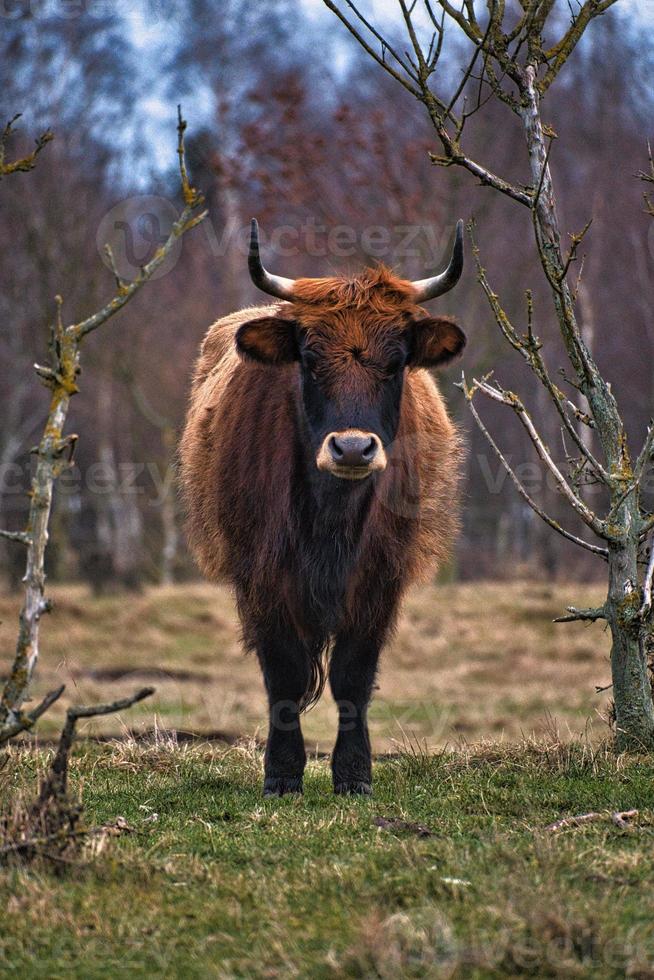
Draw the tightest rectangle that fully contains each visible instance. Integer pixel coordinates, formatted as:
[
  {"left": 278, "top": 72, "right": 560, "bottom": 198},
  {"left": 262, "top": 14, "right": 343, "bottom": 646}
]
[
  {"left": 256, "top": 625, "right": 311, "bottom": 797},
  {"left": 329, "top": 630, "right": 384, "bottom": 795}
]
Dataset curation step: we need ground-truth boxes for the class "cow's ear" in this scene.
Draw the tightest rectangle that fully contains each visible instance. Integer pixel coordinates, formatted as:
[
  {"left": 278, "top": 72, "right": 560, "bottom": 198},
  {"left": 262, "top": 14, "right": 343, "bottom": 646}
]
[
  {"left": 408, "top": 315, "right": 466, "bottom": 368},
  {"left": 235, "top": 317, "right": 299, "bottom": 365}
]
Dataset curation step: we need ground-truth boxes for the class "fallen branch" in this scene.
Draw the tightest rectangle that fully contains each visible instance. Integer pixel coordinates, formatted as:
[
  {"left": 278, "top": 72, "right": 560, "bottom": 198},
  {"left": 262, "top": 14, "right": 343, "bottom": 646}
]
[
  {"left": 2, "top": 688, "right": 154, "bottom": 866},
  {"left": 373, "top": 815, "right": 432, "bottom": 838},
  {"left": 545, "top": 809, "right": 639, "bottom": 832},
  {"left": 34, "top": 687, "right": 155, "bottom": 806},
  {"left": 0, "top": 819, "right": 135, "bottom": 861}
]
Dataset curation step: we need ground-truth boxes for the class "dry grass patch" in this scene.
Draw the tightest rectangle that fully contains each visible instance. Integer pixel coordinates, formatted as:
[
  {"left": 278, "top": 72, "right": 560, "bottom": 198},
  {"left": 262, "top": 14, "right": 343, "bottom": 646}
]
[{"left": 0, "top": 580, "right": 610, "bottom": 750}]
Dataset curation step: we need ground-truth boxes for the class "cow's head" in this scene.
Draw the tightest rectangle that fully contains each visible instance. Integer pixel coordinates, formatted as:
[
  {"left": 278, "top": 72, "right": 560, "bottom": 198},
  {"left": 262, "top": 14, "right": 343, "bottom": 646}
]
[{"left": 236, "top": 219, "right": 466, "bottom": 481}]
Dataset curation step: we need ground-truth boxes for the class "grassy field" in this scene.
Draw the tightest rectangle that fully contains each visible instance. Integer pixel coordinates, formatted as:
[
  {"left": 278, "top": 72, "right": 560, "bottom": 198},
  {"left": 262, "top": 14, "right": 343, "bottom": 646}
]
[
  {"left": 0, "top": 579, "right": 613, "bottom": 750},
  {"left": 5, "top": 580, "right": 652, "bottom": 979},
  {"left": 3, "top": 739, "right": 654, "bottom": 978}
]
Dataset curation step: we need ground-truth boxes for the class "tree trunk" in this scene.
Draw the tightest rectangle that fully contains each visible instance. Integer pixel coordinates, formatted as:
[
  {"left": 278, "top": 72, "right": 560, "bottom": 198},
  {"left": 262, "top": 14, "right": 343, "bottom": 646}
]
[
  {"left": 519, "top": 64, "right": 654, "bottom": 748},
  {"left": 0, "top": 331, "right": 78, "bottom": 733},
  {"left": 606, "top": 533, "right": 654, "bottom": 750}
]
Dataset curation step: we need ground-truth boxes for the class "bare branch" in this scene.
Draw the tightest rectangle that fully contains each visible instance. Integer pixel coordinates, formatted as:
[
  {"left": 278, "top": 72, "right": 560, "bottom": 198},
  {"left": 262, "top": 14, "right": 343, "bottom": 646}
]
[
  {"left": 73, "top": 207, "right": 206, "bottom": 340},
  {"left": 0, "top": 685, "right": 66, "bottom": 746},
  {"left": 321, "top": 1, "right": 422, "bottom": 98},
  {"left": 0, "top": 115, "right": 53, "bottom": 179},
  {"left": 469, "top": 225, "right": 610, "bottom": 483},
  {"left": 34, "top": 688, "right": 155, "bottom": 804},
  {"left": 470, "top": 376, "right": 611, "bottom": 539},
  {"left": 322, "top": 1, "right": 531, "bottom": 205},
  {"left": 177, "top": 105, "right": 204, "bottom": 208},
  {"left": 103, "top": 244, "right": 129, "bottom": 296},
  {"left": 0, "top": 529, "right": 31, "bottom": 546},
  {"left": 437, "top": 0, "right": 483, "bottom": 44},
  {"left": 428, "top": 137, "right": 532, "bottom": 206},
  {"left": 554, "top": 606, "right": 606, "bottom": 624},
  {"left": 73, "top": 109, "right": 206, "bottom": 341},
  {"left": 635, "top": 421, "right": 654, "bottom": 486},
  {"left": 559, "top": 219, "right": 593, "bottom": 283},
  {"left": 540, "top": 0, "right": 621, "bottom": 93},
  {"left": 458, "top": 374, "right": 608, "bottom": 559}
]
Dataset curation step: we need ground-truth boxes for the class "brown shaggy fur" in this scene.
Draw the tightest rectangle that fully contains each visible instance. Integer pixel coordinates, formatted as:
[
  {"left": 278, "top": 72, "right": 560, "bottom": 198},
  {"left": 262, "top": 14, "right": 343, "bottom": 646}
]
[
  {"left": 180, "top": 265, "right": 464, "bottom": 793},
  {"left": 181, "top": 267, "right": 463, "bottom": 597}
]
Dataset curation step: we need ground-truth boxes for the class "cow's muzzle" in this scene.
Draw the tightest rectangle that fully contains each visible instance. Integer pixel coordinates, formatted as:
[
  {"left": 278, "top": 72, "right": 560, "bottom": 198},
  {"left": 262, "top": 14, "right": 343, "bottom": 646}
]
[{"left": 316, "top": 429, "right": 387, "bottom": 480}]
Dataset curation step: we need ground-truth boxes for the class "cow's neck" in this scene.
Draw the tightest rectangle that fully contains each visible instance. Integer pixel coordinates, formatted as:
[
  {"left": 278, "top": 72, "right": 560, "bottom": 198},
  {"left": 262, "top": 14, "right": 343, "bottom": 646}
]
[{"left": 302, "top": 451, "right": 375, "bottom": 524}]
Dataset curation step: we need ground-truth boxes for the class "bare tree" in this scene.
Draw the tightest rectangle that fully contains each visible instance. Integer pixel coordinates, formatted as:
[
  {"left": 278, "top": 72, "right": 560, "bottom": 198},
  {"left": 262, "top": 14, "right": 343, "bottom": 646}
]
[
  {"left": 0, "top": 109, "right": 206, "bottom": 745},
  {"left": 324, "top": 0, "right": 654, "bottom": 749}
]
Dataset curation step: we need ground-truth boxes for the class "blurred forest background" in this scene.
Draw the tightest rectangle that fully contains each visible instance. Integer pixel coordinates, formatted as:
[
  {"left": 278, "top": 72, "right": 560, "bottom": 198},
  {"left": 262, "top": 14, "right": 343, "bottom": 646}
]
[{"left": 1, "top": 0, "right": 652, "bottom": 591}]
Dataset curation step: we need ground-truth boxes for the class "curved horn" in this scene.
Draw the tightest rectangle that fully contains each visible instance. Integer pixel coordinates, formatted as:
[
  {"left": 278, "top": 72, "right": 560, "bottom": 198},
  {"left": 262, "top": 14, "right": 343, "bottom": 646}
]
[
  {"left": 412, "top": 219, "right": 464, "bottom": 302},
  {"left": 248, "top": 218, "right": 296, "bottom": 300}
]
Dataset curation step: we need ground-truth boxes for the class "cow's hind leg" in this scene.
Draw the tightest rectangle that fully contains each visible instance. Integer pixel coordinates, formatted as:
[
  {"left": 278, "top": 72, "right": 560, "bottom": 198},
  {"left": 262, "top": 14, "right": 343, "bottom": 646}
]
[
  {"left": 256, "top": 622, "right": 314, "bottom": 797},
  {"left": 329, "top": 628, "right": 385, "bottom": 796}
]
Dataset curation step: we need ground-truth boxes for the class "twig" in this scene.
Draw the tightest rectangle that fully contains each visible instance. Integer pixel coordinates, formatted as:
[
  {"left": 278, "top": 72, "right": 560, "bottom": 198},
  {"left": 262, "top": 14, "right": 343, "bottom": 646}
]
[
  {"left": 0, "top": 685, "right": 66, "bottom": 745},
  {"left": 321, "top": 0, "right": 422, "bottom": 98},
  {"left": 458, "top": 374, "right": 608, "bottom": 559},
  {"left": 634, "top": 421, "right": 654, "bottom": 486},
  {"left": 554, "top": 606, "right": 606, "bottom": 624},
  {"left": 470, "top": 376, "right": 610, "bottom": 539},
  {"left": 0, "top": 529, "right": 31, "bottom": 546},
  {"left": 0, "top": 115, "right": 54, "bottom": 179},
  {"left": 545, "top": 809, "right": 639, "bottom": 833},
  {"left": 469, "top": 224, "right": 609, "bottom": 483},
  {"left": 34, "top": 688, "right": 155, "bottom": 804},
  {"left": 559, "top": 219, "right": 592, "bottom": 282}
]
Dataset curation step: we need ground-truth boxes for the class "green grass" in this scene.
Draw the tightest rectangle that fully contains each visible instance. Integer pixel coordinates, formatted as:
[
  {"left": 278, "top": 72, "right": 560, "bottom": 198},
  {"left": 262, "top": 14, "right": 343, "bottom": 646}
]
[{"left": 3, "top": 737, "right": 654, "bottom": 979}]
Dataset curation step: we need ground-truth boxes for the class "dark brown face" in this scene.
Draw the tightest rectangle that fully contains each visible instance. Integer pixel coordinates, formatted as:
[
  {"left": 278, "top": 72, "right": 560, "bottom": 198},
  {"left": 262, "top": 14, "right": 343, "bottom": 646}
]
[
  {"left": 297, "top": 326, "right": 407, "bottom": 480},
  {"left": 235, "top": 293, "right": 465, "bottom": 481}
]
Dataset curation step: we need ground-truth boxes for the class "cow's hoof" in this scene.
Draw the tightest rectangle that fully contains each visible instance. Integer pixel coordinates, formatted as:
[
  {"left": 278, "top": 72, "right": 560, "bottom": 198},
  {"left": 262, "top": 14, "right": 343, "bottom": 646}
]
[
  {"left": 263, "top": 776, "right": 303, "bottom": 797},
  {"left": 334, "top": 780, "right": 372, "bottom": 796}
]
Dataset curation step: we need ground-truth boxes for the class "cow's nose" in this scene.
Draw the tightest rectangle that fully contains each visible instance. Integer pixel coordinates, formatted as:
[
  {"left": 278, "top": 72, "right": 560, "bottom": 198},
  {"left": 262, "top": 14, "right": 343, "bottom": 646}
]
[{"left": 329, "top": 433, "right": 379, "bottom": 467}]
